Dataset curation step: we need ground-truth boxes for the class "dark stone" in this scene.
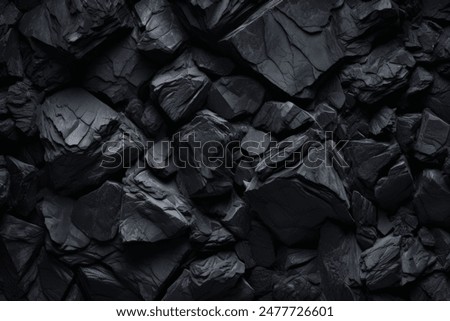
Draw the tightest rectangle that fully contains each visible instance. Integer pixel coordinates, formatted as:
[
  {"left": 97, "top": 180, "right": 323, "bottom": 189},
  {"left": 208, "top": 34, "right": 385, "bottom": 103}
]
[
  {"left": 37, "top": 88, "right": 145, "bottom": 194},
  {"left": 253, "top": 101, "right": 313, "bottom": 135},
  {"left": 83, "top": 34, "right": 155, "bottom": 105},
  {"left": 174, "top": 110, "right": 238, "bottom": 198},
  {"left": 19, "top": 0, "right": 133, "bottom": 60},
  {"left": 72, "top": 181, "right": 122, "bottom": 242},
  {"left": 119, "top": 167, "right": 189, "bottom": 243},
  {"left": 318, "top": 222, "right": 361, "bottom": 300},
  {"left": 163, "top": 252, "right": 245, "bottom": 300},
  {"left": 133, "top": 0, "right": 188, "bottom": 60},
  {"left": 414, "top": 170, "right": 450, "bottom": 228},
  {"left": 150, "top": 52, "right": 212, "bottom": 122},
  {"left": 207, "top": 76, "right": 265, "bottom": 120},
  {"left": 341, "top": 42, "right": 415, "bottom": 104}
]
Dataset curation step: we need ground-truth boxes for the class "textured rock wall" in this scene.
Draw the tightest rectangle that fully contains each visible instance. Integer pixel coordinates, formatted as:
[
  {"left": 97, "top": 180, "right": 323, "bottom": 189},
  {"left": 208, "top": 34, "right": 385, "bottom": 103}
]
[{"left": 0, "top": 0, "right": 450, "bottom": 300}]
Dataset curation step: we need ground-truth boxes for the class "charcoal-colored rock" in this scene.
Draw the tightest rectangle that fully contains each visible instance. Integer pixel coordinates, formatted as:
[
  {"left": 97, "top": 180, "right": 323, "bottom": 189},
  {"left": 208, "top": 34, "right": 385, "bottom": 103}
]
[
  {"left": 125, "top": 99, "right": 167, "bottom": 139},
  {"left": 38, "top": 191, "right": 90, "bottom": 251},
  {"left": 248, "top": 220, "right": 275, "bottom": 268},
  {"left": 352, "top": 191, "right": 377, "bottom": 250},
  {"left": 151, "top": 52, "right": 212, "bottom": 122},
  {"left": 0, "top": 162, "right": 10, "bottom": 207},
  {"left": 84, "top": 34, "right": 155, "bottom": 105},
  {"left": 37, "top": 88, "right": 145, "bottom": 194},
  {"left": 105, "top": 239, "right": 191, "bottom": 300},
  {"left": 5, "top": 156, "right": 39, "bottom": 216},
  {"left": 360, "top": 235, "right": 401, "bottom": 290},
  {"left": 146, "top": 139, "right": 177, "bottom": 178},
  {"left": 425, "top": 74, "right": 450, "bottom": 123},
  {"left": 414, "top": 170, "right": 450, "bottom": 228},
  {"left": 174, "top": 0, "right": 261, "bottom": 35},
  {"left": 405, "top": 21, "right": 441, "bottom": 63},
  {"left": 345, "top": 139, "right": 401, "bottom": 188},
  {"left": 174, "top": 110, "right": 238, "bottom": 198},
  {"left": 341, "top": 42, "right": 415, "bottom": 104},
  {"left": 163, "top": 252, "right": 245, "bottom": 300},
  {"left": 119, "top": 167, "right": 189, "bottom": 243},
  {"left": 369, "top": 107, "right": 396, "bottom": 137},
  {"left": 0, "top": 215, "right": 44, "bottom": 279},
  {"left": 133, "top": 0, "right": 187, "bottom": 60},
  {"left": 222, "top": 0, "right": 399, "bottom": 99},
  {"left": 19, "top": 0, "right": 133, "bottom": 59},
  {"left": 273, "top": 272, "right": 322, "bottom": 301},
  {"left": 407, "top": 67, "right": 434, "bottom": 96},
  {"left": 189, "top": 48, "right": 235, "bottom": 77},
  {"left": 72, "top": 181, "right": 122, "bottom": 242},
  {"left": 423, "top": 0, "right": 450, "bottom": 24},
  {"left": 6, "top": 80, "right": 42, "bottom": 136},
  {"left": 78, "top": 265, "right": 140, "bottom": 300},
  {"left": 276, "top": 248, "right": 317, "bottom": 271},
  {"left": 396, "top": 113, "right": 422, "bottom": 152},
  {"left": 222, "top": 0, "right": 345, "bottom": 99},
  {"left": 189, "top": 211, "right": 236, "bottom": 250},
  {"left": 246, "top": 159, "right": 352, "bottom": 245},
  {"left": 0, "top": 28, "right": 23, "bottom": 82},
  {"left": 318, "top": 222, "right": 361, "bottom": 300},
  {"left": 253, "top": 101, "right": 313, "bottom": 135},
  {"left": 414, "top": 109, "right": 449, "bottom": 161},
  {"left": 207, "top": 76, "right": 265, "bottom": 120},
  {"left": 240, "top": 128, "right": 270, "bottom": 156},
  {"left": 411, "top": 273, "right": 450, "bottom": 300},
  {"left": 374, "top": 157, "right": 414, "bottom": 212}
]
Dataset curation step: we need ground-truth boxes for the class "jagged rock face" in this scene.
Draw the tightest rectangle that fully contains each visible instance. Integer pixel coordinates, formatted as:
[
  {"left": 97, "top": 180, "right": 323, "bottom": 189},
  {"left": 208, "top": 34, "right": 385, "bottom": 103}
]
[{"left": 1, "top": 0, "right": 450, "bottom": 302}]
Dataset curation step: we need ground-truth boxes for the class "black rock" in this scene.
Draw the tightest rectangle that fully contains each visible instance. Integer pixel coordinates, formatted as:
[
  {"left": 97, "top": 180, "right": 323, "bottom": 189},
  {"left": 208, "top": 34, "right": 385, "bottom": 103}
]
[
  {"left": 273, "top": 272, "right": 322, "bottom": 301},
  {"left": 125, "top": 99, "right": 168, "bottom": 139},
  {"left": 407, "top": 67, "right": 434, "bottom": 96},
  {"left": 425, "top": 73, "right": 450, "bottom": 123},
  {"left": 174, "top": 110, "right": 238, "bottom": 198},
  {"left": 145, "top": 139, "right": 177, "bottom": 178},
  {"left": 19, "top": 0, "right": 133, "bottom": 60},
  {"left": 5, "top": 156, "right": 39, "bottom": 216},
  {"left": 411, "top": 273, "right": 450, "bottom": 300},
  {"left": 150, "top": 52, "right": 212, "bottom": 122},
  {"left": 318, "top": 222, "right": 361, "bottom": 300},
  {"left": 207, "top": 76, "right": 265, "bottom": 120},
  {"left": 414, "top": 109, "right": 449, "bottom": 161},
  {"left": 83, "top": 34, "right": 155, "bottom": 105},
  {"left": 247, "top": 220, "right": 276, "bottom": 268},
  {"left": 6, "top": 80, "right": 42, "bottom": 136},
  {"left": 0, "top": 28, "right": 23, "bottom": 82},
  {"left": 72, "top": 181, "right": 123, "bottom": 242},
  {"left": 37, "top": 88, "right": 145, "bottom": 194},
  {"left": 374, "top": 157, "right": 414, "bottom": 212},
  {"left": 119, "top": 167, "right": 189, "bottom": 243},
  {"left": 78, "top": 265, "right": 140, "bottom": 300},
  {"left": 163, "top": 252, "right": 245, "bottom": 300},
  {"left": 174, "top": 0, "right": 262, "bottom": 36},
  {"left": 252, "top": 101, "right": 313, "bottom": 135},
  {"left": 0, "top": 159, "right": 10, "bottom": 207},
  {"left": 222, "top": 0, "right": 399, "bottom": 99},
  {"left": 360, "top": 235, "right": 401, "bottom": 290},
  {"left": 38, "top": 191, "right": 90, "bottom": 252},
  {"left": 414, "top": 170, "right": 450, "bottom": 228},
  {"left": 133, "top": 0, "right": 188, "bottom": 60},
  {"left": 341, "top": 42, "right": 416, "bottom": 104},
  {"left": 396, "top": 113, "right": 422, "bottom": 152},
  {"left": 246, "top": 156, "right": 352, "bottom": 245},
  {"left": 352, "top": 191, "right": 377, "bottom": 250},
  {"left": 105, "top": 239, "right": 191, "bottom": 300},
  {"left": 369, "top": 107, "right": 396, "bottom": 137}
]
